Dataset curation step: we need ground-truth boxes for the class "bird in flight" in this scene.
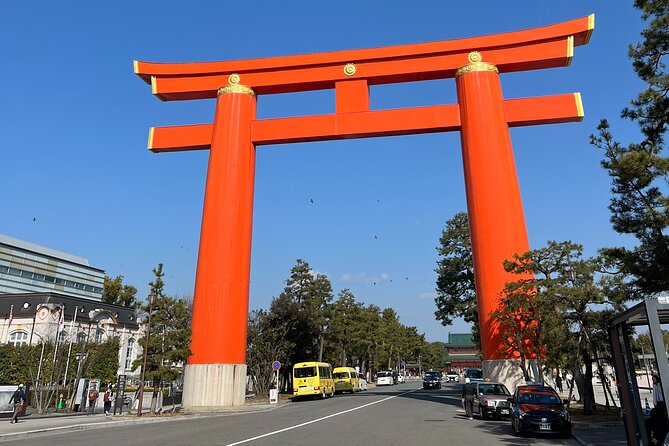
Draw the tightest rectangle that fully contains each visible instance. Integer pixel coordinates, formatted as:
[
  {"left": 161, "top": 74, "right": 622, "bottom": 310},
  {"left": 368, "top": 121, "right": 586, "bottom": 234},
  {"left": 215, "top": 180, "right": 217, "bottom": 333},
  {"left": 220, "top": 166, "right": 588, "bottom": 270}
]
[
  {"left": 310, "top": 198, "right": 314, "bottom": 204},
  {"left": 32, "top": 217, "right": 36, "bottom": 222}
]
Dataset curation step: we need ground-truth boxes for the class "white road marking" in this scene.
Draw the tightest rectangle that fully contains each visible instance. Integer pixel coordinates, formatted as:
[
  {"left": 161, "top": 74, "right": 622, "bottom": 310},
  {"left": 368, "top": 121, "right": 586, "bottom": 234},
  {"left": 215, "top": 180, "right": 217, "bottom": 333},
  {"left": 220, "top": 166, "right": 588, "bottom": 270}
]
[{"left": 225, "top": 389, "right": 420, "bottom": 445}]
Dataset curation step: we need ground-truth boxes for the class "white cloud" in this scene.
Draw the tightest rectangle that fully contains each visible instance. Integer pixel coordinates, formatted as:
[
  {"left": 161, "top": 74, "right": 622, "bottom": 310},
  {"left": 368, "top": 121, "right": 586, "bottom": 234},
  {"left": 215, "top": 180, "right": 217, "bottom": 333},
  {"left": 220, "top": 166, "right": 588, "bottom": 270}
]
[
  {"left": 418, "top": 292, "right": 437, "bottom": 301},
  {"left": 340, "top": 272, "right": 390, "bottom": 285}
]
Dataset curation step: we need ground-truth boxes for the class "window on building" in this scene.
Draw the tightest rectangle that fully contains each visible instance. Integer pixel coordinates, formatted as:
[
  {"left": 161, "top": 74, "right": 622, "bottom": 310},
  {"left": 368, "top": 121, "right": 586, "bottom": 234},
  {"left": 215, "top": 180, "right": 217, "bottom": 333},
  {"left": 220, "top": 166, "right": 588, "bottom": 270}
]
[
  {"left": 77, "top": 332, "right": 87, "bottom": 344},
  {"left": 8, "top": 331, "right": 28, "bottom": 347},
  {"left": 125, "top": 339, "right": 135, "bottom": 370},
  {"left": 95, "top": 329, "right": 105, "bottom": 343}
]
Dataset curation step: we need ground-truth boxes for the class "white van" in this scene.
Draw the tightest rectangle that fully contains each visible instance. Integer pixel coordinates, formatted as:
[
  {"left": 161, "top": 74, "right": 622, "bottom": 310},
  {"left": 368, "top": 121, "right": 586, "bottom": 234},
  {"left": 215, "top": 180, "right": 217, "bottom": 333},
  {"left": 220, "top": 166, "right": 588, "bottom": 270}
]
[{"left": 377, "top": 370, "right": 395, "bottom": 386}]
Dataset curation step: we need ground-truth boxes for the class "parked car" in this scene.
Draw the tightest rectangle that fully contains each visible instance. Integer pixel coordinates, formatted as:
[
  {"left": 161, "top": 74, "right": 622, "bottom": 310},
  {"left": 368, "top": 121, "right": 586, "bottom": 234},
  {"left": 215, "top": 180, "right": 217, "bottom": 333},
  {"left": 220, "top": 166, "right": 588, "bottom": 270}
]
[
  {"left": 508, "top": 384, "right": 572, "bottom": 438},
  {"left": 472, "top": 382, "right": 511, "bottom": 419},
  {"left": 357, "top": 373, "right": 368, "bottom": 391},
  {"left": 446, "top": 371, "right": 460, "bottom": 382},
  {"left": 423, "top": 371, "right": 442, "bottom": 389}
]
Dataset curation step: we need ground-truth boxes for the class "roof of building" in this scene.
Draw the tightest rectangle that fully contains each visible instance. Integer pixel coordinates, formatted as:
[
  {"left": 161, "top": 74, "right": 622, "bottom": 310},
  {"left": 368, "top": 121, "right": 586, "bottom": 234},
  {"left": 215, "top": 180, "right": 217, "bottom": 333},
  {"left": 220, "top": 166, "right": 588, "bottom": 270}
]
[
  {"left": 0, "top": 292, "right": 139, "bottom": 328},
  {"left": 448, "top": 355, "right": 481, "bottom": 361},
  {"left": 446, "top": 333, "right": 476, "bottom": 347},
  {"left": 0, "top": 234, "right": 101, "bottom": 270}
]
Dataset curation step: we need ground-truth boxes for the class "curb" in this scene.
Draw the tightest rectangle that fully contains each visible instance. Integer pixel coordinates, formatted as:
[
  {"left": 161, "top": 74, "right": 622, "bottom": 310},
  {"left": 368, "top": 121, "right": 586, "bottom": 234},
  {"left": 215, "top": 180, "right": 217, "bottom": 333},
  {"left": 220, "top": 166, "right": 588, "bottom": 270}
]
[
  {"left": 0, "top": 404, "right": 280, "bottom": 442},
  {"left": 571, "top": 432, "right": 591, "bottom": 446}
]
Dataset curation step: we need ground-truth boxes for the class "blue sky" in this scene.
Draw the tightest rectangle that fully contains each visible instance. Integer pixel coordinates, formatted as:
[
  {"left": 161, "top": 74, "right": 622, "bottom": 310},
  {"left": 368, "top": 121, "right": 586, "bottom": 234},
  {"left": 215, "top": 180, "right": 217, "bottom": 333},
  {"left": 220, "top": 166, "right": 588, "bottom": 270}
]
[{"left": 1, "top": 1, "right": 645, "bottom": 342}]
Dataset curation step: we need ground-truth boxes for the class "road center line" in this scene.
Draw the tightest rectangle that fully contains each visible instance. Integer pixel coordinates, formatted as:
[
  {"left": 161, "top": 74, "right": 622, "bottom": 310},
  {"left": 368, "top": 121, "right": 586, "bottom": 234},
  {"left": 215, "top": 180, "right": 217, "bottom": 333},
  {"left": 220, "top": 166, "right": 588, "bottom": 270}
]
[{"left": 225, "top": 389, "right": 420, "bottom": 446}]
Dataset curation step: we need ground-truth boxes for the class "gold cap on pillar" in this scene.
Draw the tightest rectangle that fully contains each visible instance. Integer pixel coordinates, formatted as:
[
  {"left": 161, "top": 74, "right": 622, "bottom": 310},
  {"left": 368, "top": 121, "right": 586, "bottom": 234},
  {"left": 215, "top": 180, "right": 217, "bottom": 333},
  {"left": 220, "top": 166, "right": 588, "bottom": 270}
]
[
  {"left": 455, "top": 52, "right": 499, "bottom": 78},
  {"left": 218, "top": 73, "right": 256, "bottom": 96}
]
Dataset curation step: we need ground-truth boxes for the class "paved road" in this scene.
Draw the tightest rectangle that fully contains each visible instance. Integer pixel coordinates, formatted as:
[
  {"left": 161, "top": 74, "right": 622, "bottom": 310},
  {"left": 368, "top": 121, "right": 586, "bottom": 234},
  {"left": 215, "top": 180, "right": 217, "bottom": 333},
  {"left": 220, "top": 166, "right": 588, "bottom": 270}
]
[{"left": 0, "top": 381, "right": 579, "bottom": 446}]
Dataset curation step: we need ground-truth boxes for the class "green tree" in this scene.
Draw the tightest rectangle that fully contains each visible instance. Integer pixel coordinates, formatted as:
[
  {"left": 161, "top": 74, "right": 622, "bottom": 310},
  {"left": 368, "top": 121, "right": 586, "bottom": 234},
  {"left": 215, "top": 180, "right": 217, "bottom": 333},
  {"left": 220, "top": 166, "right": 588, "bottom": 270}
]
[
  {"left": 421, "top": 342, "right": 448, "bottom": 371},
  {"left": 268, "top": 259, "right": 333, "bottom": 366},
  {"left": 495, "top": 241, "right": 629, "bottom": 415},
  {"left": 434, "top": 212, "right": 479, "bottom": 347},
  {"left": 590, "top": 0, "right": 669, "bottom": 295},
  {"left": 246, "top": 309, "right": 292, "bottom": 395},
  {"left": 324, "top": 289, "right": 365, "bottom": 367},
  {"left": 102, "top": 275, "right": 139, "bottom": 308},
  {"left": 133, "top": 264, "right": 192, "bottom": 413},
  {"left": 81, "top": 339, "right": 120, "bottom": 386}
]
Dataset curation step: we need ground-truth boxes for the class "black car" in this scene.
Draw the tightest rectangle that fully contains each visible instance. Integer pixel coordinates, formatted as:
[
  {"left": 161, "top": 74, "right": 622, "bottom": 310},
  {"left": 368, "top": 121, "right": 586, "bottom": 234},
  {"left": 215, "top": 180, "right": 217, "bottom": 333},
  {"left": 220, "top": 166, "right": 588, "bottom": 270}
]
[
  {"left": 508, "top": 384, "right": 571, "bottom": 438},
  {"left": 423, "top": 371, "right": 441, "bottom": 389}
]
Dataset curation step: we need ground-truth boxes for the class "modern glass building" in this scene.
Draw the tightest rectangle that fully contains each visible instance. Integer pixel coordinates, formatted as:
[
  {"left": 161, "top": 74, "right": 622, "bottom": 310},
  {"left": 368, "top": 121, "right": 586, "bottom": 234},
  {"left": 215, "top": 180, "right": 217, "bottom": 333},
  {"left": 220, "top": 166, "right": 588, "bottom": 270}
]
[{"left": 0, "top": 234, "right": 105, "bottom": 300}]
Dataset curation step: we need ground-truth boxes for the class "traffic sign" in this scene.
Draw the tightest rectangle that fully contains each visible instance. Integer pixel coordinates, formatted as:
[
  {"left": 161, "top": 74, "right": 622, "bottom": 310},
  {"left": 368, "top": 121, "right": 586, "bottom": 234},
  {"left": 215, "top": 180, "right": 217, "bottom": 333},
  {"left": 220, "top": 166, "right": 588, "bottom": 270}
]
[{"left": 272, "top": 361, "right": 281, "bottom": 371}]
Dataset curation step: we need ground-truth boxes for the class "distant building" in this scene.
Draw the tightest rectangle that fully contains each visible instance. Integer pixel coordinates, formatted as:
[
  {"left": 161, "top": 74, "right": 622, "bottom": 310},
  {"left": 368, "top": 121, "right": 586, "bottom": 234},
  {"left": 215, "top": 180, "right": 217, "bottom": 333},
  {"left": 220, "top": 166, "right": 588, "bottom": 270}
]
[
  {"left": 0, "top": 292, "right": 142, "bottom": 380},
  {"left": 445, "top": 332, "right": 481, "bottom": 372},
  {"left": 0, "top": 235, "right": 142, "bottom": 381},
  {"left": 0, "top": 234, "right": 105, "bottom": 300}
]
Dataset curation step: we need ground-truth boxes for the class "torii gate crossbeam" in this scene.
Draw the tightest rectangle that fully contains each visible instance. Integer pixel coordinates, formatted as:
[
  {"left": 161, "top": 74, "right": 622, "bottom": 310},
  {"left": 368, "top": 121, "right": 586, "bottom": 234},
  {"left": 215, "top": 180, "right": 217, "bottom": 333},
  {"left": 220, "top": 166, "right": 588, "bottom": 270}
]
[{"left": 135, "top": 14, "right": 593, "bottom": 409}]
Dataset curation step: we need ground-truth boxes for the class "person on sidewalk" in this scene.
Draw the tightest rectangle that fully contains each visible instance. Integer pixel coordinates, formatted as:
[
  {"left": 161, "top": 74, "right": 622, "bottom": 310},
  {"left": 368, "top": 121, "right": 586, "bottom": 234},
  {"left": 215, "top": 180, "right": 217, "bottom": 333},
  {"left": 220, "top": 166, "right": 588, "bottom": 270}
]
[
  {"left": 461, "top": 377, "right": 476, "bottom": 420},
  {"left": 87, "top": 386, "right": 99, "bottom": 415},
  {"left": 653, "top": 375, "right": 664, "bottom": 407},
  {"left": 8, "top": 384, "right": 27, "bottom": 424},
  {"left": 103, "top": 388, "right": 112, "bottom": 416},
  {"left": 649, "top": 401, "right": 668, "bottom": 445}
]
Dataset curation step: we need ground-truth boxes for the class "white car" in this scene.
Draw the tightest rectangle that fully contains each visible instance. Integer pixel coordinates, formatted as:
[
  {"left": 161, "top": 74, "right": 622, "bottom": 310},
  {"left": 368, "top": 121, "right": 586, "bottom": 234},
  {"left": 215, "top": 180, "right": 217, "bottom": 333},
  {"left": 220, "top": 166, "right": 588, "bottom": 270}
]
[
  {"left": 377, "top": 370, "right": 395, "bottom": 386},
  {"left": 446, "top": 371, "right": 460, "bottom": 382},
  {"left": 357, "top": 373, "right": 368, "bottom": 391}
]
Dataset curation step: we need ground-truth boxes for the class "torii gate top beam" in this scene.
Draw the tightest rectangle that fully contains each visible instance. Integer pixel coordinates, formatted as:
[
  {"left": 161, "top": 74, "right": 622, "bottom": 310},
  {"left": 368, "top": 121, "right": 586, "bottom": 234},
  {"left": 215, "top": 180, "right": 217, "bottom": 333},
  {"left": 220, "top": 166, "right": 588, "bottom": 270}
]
[{"left": 135, "top": 15, "right": 593, "bottom": 101}]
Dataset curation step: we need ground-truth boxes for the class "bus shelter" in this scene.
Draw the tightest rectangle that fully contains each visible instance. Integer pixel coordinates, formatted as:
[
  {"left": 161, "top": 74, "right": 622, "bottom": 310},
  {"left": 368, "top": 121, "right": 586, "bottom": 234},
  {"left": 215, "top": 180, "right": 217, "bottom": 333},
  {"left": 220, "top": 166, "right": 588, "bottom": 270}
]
[{"left": 609, "top": 296, "right": 669, "bottom": 445}]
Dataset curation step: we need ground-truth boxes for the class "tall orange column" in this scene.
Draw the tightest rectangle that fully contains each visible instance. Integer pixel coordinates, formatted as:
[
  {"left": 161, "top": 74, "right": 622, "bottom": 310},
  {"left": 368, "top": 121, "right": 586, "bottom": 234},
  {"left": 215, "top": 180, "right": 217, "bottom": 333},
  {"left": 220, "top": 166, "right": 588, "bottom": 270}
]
[
  {"left": 183, "top": 76, "right": 256, "bottom": 409},
  {"left": 455, "top": 53, "right": 531, "bottom": 362}
]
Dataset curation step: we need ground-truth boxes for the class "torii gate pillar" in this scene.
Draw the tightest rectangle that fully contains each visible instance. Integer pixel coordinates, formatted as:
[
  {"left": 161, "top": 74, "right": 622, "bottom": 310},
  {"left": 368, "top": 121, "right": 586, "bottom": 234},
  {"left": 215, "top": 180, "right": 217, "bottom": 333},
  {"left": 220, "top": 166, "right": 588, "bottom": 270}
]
[
  {"left": 456, "top": 55, "right": 532, "bottom": 380},
  {"left": 182, "top": 82, "right": 257, "bottom": 409}
]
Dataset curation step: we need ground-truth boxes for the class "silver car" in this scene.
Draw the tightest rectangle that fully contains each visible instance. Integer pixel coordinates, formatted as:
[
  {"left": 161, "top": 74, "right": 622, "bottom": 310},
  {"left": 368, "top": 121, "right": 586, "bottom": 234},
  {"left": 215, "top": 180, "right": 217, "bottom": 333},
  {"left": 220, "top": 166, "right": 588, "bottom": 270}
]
[{"left": 472, "top": 382, "right": 512, "bottom": 419}]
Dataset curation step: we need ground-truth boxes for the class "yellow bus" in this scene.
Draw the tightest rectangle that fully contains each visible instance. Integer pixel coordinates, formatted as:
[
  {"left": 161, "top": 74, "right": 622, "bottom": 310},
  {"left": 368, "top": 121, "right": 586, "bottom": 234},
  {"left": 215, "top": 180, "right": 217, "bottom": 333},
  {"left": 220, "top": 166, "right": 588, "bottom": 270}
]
[
  {"left": 292, "top": 361, "right": 335, "bottom": 400},
  {"left": 333, "top": 367, "right": 361, "bottom": 393}
]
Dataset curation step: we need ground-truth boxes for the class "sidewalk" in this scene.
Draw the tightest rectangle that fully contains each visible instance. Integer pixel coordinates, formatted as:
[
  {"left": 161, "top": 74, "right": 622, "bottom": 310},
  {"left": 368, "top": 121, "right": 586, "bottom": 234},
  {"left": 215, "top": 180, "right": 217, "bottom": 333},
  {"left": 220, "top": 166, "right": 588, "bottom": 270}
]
[
  {"left": 0, "top": 403, "right": 277, "bottom": 442},
  {"left": 572, "top": 423, "right": 627, "bottom": 446}
]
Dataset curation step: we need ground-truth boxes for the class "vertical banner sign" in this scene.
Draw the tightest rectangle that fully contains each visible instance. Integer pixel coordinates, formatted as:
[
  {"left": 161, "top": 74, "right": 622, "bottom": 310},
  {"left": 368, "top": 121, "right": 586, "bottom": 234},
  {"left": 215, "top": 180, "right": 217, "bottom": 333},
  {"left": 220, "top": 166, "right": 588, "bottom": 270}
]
[
  {"left": 114, "top": 375, "right": 127, "bottom": 415},
  {"left": 270, "top": 361, "right": 281, "bottom": 404}
]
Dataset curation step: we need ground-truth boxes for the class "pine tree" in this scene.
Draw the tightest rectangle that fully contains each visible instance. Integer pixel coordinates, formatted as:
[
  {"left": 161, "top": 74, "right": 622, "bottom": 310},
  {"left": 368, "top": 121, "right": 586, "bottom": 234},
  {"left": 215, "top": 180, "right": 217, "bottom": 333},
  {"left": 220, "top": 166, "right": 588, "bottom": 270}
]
[{"left": 590, "top": 0, "right": 669, "bottom": 294}]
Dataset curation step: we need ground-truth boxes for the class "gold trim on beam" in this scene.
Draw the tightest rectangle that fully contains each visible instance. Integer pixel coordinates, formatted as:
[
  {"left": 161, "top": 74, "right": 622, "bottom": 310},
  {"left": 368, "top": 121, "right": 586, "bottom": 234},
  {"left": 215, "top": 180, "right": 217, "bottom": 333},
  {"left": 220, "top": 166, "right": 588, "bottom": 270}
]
[
  {"left": 566, "top": 36, "right": 574, "bottom": 67},
  {"left": 218, "top": 84, "right": 255, "bottom": 96},
  {"left": 584, "top": 14, "right": 595, "bottom": 45},
  {"left": 455, "top": 52, "right": 498, "bottom": 78},
  {"left": 574, "top": 92, "right": 584, "bottom": 121},
  {"left": 150, "top": 76, "right": 166, "bottom": 102},
  {"left": 148, "top": 127, "right": 155, "bottom": 151}
]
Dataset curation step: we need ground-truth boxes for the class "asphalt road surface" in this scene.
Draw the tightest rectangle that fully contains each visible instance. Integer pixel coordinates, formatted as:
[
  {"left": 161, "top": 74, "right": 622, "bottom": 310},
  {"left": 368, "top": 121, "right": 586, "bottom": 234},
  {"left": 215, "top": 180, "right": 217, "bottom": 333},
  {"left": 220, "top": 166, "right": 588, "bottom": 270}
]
[{"left": 2, "top": 381, "right": 579, "bottom": 446}]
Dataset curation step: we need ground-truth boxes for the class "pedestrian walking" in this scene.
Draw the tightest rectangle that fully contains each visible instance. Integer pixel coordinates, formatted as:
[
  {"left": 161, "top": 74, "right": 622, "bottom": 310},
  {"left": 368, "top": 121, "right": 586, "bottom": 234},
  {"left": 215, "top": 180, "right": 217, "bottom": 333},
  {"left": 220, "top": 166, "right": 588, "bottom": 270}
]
[
  {"left": 653, "top": 375, "right": 664, "bottom": 407},
  {"left": 87, "top": 386, "right": 99, "bottom": 415},
  {"left": 8, "top": 384, "right": 27, "bottom": 424},
  {"left": 103, "top": 388, "right": 112, "bottom": 416},
  {"left": 566, "top": 372, "right": 574, "bottom": 390},
  {"left": 555, "top": 374, "right": 563, "bottom": 393},
  {"left": 649, "top": 401, "right": 668, "bottom": 445},
  {"left": 461, "top": 377, "right": 476, "bottom": 420}
]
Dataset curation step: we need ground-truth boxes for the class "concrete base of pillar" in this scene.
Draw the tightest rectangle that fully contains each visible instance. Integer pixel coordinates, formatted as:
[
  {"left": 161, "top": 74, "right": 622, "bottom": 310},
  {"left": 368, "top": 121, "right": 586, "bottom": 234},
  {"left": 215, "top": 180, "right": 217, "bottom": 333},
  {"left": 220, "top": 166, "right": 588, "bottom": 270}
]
[
  {"left": 483, "top": 359, "right": 541, "bottom": 393},
  {"left": 182, "top": 363, "right": 247, "bottom": 411}
]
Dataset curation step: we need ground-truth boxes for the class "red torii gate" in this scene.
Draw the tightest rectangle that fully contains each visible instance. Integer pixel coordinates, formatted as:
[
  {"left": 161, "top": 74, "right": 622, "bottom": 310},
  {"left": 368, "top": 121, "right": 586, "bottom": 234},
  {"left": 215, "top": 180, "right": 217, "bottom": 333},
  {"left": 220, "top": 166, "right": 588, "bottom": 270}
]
[{"left": 135, "top": 15, "right": 593, "bottom": 408}]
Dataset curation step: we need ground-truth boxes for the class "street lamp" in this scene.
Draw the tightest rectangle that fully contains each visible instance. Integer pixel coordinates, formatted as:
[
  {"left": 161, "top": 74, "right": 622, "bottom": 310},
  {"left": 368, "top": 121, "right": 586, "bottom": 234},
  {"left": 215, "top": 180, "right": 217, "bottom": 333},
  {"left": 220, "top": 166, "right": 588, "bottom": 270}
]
[{"left": 137, "top": 291, "right": 156, "bottom": 417}]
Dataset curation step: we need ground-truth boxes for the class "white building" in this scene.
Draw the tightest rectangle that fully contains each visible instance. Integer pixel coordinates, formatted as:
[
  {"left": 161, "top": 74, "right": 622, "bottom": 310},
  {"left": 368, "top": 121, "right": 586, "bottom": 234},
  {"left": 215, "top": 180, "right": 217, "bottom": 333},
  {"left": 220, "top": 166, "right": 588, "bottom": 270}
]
[{"left": 0, "top": 235, "right": 142, "bottom": 380}]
